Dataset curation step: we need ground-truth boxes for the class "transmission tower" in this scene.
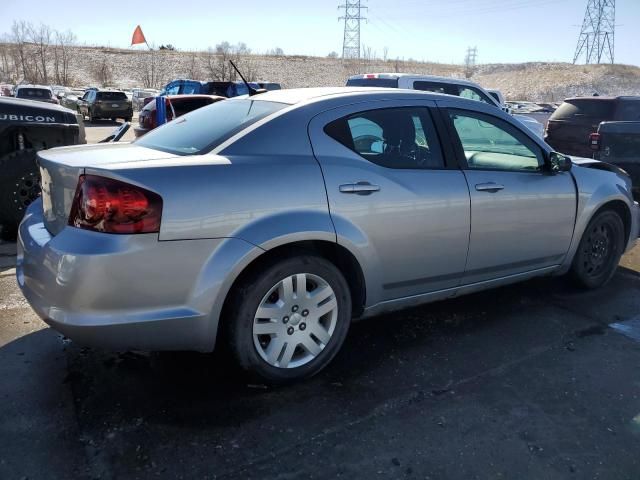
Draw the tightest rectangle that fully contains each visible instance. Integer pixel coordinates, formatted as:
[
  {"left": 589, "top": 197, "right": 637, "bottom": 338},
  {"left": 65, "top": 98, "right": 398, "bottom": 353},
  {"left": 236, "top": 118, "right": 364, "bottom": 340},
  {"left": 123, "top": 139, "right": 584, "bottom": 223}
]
[
  {"left": 464, "top": 46, "right": 478, "bottom": 78},
  {"left": 339, "top": 0, "right": 367, "bottom": 59},
  {"left": 573, "top": 0, "right": 616, "bottom": 64}
]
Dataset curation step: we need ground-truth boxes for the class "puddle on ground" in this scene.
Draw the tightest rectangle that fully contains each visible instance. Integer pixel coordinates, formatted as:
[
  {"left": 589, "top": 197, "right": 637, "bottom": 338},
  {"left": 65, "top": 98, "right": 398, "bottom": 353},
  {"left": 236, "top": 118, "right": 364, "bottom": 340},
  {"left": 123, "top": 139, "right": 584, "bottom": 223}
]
[{"left": 610, "top": 316, "right": 640, "bottom": 343}]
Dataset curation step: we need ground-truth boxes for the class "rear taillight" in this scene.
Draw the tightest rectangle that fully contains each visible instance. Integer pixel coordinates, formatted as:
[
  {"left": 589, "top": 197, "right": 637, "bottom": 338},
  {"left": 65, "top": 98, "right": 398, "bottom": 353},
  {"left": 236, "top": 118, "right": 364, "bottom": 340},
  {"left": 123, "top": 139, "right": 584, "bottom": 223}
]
[
  {"left": 68, "top": 175, "right": 162, "bottom": 234},
  {"left": 590, "top": 132, "right": 601, "bottom": 151}
]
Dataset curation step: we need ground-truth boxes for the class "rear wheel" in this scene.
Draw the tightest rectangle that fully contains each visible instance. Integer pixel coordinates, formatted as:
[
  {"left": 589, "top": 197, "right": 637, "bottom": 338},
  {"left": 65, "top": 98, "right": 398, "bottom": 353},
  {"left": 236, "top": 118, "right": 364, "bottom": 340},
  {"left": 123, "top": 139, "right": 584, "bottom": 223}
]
[
  {"left": 0, "top": 149, "right": 41, "bottom": 232},
  {"left": 227, "top": 255, "right": 352, "bottom": 384},
  {"left": 570, "top": 209, "right": 625, "bottom": 289}
]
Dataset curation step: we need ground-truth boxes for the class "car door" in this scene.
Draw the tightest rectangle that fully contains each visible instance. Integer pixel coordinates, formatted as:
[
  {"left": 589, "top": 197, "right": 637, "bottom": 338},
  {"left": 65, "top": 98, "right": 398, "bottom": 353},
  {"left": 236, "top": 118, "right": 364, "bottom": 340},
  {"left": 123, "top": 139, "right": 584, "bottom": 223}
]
[
  {"left": 308, "top": 100, "right": 471, "bottom": 305},
  {"left": 441, "top": 103, "right": 577, "bottom": 285}
]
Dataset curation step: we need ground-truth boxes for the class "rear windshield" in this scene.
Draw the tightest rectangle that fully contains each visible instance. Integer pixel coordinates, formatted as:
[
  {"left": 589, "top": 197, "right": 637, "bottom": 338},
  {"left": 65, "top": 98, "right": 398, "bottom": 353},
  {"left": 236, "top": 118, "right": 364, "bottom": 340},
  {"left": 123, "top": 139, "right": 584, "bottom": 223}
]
[
  {"left": 97, "top": 91, "right": 127, "bottom": 101},
  {"left": 16, "top": 88, "right": 51, "bottom": 99},
  {"left": 551, "top": 99, "right": 615, "bottom": 122},
  {"left": 346, "top": 78, "right": 399, "bottom": 88},
  {"left": 172, "top": 97, "right": 220, "bottom": 116},
  {"left": 615, "top": 100, "right": 640, "bottom": 121},
  {"left": 135, "top": 99, "right": 287, "bottom": 155}
]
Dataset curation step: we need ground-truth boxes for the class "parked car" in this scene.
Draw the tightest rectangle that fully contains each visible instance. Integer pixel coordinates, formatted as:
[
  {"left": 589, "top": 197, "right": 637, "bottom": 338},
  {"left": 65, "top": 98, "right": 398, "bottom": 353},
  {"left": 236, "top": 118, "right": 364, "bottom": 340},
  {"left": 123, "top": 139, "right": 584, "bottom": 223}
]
[
  {"left": 590, "top": 121, "right": 640, "bottom": 201},
  {"left": 132, "top": 88, "right": 159, "bottom": 111},
  {"left": 134, "top": 94, "right": 225, "bottom": 137},
  {"left": 14, "top": 85, "right": 59, "bottom": 104},
  {"left": 17, "top": 88, "right": 638, "bottom": 383},
  {"left": 58, "top": 89, "right": 86, "bottom": 110},
  {"left": 346, "top": 74, "right": 544, "bottom": 137},
  {"left": 0, "top": 97, "right": 84, "bottom": 235},
  {"left": 159, "top": 79, "right": 281, "bottom": 99},
  {"left": 77, "top": 89, "right": 133, "bottom": 122},
  {"left": 545, "top": 96, "right": 640, "bottom": 157}
]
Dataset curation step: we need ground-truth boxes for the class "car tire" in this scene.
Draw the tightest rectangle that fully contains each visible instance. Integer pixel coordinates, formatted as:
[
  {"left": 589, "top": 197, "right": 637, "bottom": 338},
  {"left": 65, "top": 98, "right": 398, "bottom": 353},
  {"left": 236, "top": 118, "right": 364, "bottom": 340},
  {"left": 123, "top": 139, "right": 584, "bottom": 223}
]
[
  {"left": 570, "top": 209, "right": 625, "bottom": 289},
  {"left": 125, "top": 117, "right": 132, "bottom": 123},
  {"left": 0, "top": 149, "right": 41, "bottom": 231},
  {"left": 227, "top": 255, "right": 352, "bottom": 384},
  {"left": 88, "top": 109, "right": 94, "bottom": 123}
]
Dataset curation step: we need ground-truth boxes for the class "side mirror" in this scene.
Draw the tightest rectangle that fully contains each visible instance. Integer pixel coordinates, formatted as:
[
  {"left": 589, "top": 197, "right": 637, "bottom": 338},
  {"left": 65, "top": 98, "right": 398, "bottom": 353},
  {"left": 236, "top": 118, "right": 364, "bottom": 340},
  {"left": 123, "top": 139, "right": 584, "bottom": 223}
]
[{"left": 548, "top": 152, "right": 572, "bottom": 173}]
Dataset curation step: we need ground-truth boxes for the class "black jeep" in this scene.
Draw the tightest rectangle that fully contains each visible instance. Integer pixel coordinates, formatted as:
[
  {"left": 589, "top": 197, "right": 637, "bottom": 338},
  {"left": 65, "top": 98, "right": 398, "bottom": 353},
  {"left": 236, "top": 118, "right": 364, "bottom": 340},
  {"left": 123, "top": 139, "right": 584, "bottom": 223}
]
[{"left": 0, "top": 97, "right": 85, "bottom": 236}]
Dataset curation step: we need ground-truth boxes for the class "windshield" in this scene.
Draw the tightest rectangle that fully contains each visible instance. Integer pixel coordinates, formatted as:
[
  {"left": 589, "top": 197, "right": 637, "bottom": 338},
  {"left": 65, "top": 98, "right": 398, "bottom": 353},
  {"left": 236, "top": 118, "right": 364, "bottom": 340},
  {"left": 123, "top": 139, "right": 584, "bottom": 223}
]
[
  {"left": 552, "top": 99, "right": 615, "bottom": 122},
  {"left": 135, "top": 99, "right": 287, "bottom": 155},
  {"left": 97, "top": 91, "right": 127, "bottom": 101},
  {"left": 17, "top": 88, "right": 52, "bottom": 99}
]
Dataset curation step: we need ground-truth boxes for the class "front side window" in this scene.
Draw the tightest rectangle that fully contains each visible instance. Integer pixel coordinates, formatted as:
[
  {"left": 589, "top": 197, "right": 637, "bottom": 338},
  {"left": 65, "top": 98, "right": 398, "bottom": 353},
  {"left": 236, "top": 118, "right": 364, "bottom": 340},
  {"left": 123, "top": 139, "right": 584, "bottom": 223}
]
[
  {"left": 458, "top": 87, "right": 494, "bottom": 105},
  {"left": 449, "top": 111, "right": 542, "bottom": 172},
  {"left": 324, "top": 107, "right": 444, "bottom": 169}
]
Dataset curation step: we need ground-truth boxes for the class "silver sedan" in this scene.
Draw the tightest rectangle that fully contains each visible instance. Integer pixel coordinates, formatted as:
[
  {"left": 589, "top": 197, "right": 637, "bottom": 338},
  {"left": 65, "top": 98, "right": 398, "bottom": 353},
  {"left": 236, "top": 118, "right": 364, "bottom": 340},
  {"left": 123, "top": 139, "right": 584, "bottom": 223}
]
[{"left": 17, "top": 87, "right": 639, "bottom": 383}]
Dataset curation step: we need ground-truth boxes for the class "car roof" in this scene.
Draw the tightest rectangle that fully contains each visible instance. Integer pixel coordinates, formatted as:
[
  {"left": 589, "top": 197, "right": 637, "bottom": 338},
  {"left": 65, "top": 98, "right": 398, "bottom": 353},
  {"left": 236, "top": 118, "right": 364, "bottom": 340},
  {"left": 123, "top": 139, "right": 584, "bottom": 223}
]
[
  {"left": 349, "top": 73, "right": 483, "bottom": 87},
  {"left": 16, "top": 85, "right": 52, "bottom": 90},
  {"left": 251, "top": 86, "right": 458, "bottom": 106},
  {"left": 563, "top": 96, "right": 640, "bottom": 102}
]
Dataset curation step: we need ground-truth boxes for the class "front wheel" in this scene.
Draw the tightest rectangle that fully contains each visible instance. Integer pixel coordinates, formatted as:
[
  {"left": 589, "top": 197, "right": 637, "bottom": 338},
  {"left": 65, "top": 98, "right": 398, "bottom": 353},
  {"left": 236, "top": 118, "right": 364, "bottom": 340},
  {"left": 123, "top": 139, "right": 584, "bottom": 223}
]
[
  {"left": 570, "top": 209, "right": 625, "bottom": 289},
  {"left": 227, "top": 255, "right": 352, "bottom": 384}
]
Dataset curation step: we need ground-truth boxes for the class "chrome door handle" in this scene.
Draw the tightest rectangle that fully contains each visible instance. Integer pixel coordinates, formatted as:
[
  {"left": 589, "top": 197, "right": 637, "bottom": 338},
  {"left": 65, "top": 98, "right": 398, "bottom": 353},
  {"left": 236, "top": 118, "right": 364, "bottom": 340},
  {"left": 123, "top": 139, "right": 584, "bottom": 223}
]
[
  {"left": 339, "top": 182, "right": 380, "bottom": 195},
  {"left": 475, "top": 182, "right": 505, "bottom": 193}
]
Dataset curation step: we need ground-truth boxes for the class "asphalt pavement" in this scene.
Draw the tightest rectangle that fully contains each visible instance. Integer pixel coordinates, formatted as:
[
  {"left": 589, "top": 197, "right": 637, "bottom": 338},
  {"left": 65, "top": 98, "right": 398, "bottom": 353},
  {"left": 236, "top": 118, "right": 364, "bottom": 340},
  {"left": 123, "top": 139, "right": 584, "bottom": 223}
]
[{"left": 1, "top": 239, "right": 640, "bottom": 479}]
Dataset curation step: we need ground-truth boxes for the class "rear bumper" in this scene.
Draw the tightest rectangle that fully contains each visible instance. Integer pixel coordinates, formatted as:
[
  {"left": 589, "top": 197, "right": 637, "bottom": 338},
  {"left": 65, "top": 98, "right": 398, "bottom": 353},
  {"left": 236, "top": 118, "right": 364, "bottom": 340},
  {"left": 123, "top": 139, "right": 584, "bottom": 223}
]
[
  {"left": 133, "top": 126, "right": 151, "bottom": 138},
  {"left": 93, "top": 108, "right": 132, "bottom": 118},
  {"left": 16, "top": 199, "right": 253, "bottom": 352}
]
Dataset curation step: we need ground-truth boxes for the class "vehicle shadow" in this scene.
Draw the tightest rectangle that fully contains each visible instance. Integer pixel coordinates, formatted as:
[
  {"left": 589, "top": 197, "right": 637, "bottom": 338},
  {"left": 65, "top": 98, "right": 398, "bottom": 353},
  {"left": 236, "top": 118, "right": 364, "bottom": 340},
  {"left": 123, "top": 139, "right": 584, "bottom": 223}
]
[
  {"left": 84, "top": 119, "right": 125, "bottom": 127},
  {"left": 4, "top": 267, "right": 638, "bottom": 429}
]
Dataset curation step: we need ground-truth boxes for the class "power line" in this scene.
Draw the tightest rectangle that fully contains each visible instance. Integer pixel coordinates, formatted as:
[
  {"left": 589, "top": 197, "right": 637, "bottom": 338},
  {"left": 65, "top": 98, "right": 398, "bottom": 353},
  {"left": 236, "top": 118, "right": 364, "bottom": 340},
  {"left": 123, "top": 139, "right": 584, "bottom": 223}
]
[
  {"left": 573, "top": 0, "right": 616, "bottom": 64},
  {"left": 339, "top": 0, "right": 367, "bottom": 59}
]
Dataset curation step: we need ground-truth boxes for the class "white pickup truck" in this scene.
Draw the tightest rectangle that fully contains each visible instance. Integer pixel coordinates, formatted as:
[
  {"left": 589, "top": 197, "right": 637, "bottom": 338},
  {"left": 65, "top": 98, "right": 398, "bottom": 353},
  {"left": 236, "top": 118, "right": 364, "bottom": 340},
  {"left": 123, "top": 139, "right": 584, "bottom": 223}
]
[{"left": 347, "top": 73, "right": 544, "bottom": 137}]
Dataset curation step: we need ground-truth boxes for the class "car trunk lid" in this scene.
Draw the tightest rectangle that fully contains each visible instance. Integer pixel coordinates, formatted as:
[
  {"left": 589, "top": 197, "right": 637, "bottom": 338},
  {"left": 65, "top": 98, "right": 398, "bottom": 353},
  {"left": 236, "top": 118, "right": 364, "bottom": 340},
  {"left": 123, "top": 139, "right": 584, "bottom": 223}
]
[{"left": 37, "top": 143, "right": 178, "bottom": 235}]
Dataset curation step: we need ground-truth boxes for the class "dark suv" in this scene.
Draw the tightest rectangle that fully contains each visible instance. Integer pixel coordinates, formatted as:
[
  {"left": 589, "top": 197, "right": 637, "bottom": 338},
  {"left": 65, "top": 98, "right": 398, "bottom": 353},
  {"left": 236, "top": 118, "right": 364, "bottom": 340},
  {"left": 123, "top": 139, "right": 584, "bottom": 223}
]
[
  {"left": 78, "top": 89, "right": 133, "bottom": 123},
  {"left": 160, "top": 79, "right": 281, "bottom": 99},
  {"left": 545, "top": 96, "right": 640, "bottom": 157}
]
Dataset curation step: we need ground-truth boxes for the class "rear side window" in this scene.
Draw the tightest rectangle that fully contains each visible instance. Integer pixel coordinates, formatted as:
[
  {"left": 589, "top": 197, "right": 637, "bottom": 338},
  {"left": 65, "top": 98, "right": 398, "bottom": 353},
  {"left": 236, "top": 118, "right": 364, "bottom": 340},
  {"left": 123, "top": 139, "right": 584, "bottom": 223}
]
[
  {"left": 324, "top": 107, "right": 444, "bottom": 169},
  {"left": 413, "top": 81, "right": 451, "bottom": 95},
  {"left": 346, "top": 78, "right": 399, "bottom": 88},
  {"left": 17, "top": 88, "right": 51, "bottom": 99},
  {"left": 97, "top": 92, "right": 127, "bottom": 101},
  {"left": 135, "top": 99, "right": 287, "bottom": 155},
  {"left": 615, "top": 100, "right": 640, "bottom": 121},
  {"left": 551, "top": 99, "right": 615, "bottom": 122}
]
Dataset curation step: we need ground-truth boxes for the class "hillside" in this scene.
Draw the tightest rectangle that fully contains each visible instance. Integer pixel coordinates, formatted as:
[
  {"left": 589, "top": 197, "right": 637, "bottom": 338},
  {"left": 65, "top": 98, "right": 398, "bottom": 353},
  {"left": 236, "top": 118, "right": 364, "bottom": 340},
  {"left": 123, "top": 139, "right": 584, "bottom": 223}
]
[{"left": 5, "top": 45, "right": 640, "bottom": 101}]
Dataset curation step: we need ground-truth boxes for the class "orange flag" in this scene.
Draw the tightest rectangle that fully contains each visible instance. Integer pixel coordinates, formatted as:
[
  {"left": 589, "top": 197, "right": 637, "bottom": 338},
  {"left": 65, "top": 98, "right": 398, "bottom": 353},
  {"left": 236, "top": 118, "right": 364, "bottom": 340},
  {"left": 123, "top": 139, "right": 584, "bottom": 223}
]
[{"left": 131, "top": 25, "right": 147, "bottom": 46}]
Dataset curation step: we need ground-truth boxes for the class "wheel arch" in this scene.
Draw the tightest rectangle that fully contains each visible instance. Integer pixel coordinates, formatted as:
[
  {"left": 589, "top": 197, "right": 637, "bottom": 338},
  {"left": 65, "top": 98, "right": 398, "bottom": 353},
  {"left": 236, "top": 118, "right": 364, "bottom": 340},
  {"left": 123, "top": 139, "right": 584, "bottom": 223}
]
[{"left": 217, "top": 239, "right": 367, "bottom": 346}]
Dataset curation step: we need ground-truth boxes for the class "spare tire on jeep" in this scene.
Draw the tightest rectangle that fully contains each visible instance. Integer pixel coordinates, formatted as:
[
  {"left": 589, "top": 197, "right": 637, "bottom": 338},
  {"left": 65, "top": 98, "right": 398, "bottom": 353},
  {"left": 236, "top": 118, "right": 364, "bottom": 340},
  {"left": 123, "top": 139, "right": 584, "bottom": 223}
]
[{"left": 0, "top": 97, "right": 85, "bottom": 237}]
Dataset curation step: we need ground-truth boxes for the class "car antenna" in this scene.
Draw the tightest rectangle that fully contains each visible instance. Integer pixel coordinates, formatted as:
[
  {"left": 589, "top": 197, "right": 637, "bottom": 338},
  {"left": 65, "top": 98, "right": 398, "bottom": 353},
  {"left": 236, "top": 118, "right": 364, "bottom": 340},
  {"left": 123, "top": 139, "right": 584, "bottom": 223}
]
[{"left": 229, "top": 60, "right": 266, "bottom": 97}]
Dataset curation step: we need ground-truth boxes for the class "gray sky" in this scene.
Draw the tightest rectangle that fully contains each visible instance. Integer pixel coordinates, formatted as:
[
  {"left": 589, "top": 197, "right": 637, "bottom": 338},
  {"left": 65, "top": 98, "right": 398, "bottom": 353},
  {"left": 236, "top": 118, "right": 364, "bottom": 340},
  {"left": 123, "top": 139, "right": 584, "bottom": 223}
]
[{"left": 2, "top": 0, "right": 638, "bottom": 65}]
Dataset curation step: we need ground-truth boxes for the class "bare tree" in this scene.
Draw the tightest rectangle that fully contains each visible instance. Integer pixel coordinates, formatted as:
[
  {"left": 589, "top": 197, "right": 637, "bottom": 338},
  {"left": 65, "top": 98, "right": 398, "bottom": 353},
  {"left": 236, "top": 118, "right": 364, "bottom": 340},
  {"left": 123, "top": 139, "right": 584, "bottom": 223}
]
[
  {"left": 267, "top": 47, "right": 284, "bottom": 56},
  {"left": 186, "top": 52, "right": 201, "bottom": 79},
  {"left": 137, "top": 48, "right": 168, "bottom": 88},
  {"left": 205, "top": 41, "right": 258, "bottom": 82},
  {"left": 53, "top": 29, "right": 76, "bottom": 85},
  {"left": 327, "top": 51, "right": 339, "bottom": 59},
  {"left": 29, "top": 23, "right": 53, "bottom": 84},
  {"left": 382, "top": 46, "right": 389, "bottom": 62},
  {"left": 92, "top": 56, "right": 113, "bottom": 86}
]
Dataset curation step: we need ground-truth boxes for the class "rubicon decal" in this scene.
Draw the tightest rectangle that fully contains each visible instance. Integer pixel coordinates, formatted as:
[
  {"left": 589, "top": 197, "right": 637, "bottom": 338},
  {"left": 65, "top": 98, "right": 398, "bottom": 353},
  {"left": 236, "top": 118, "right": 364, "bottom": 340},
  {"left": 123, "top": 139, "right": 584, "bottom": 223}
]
[{"left": 0, "top": 114, "right": 57, "bottom": 122}]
